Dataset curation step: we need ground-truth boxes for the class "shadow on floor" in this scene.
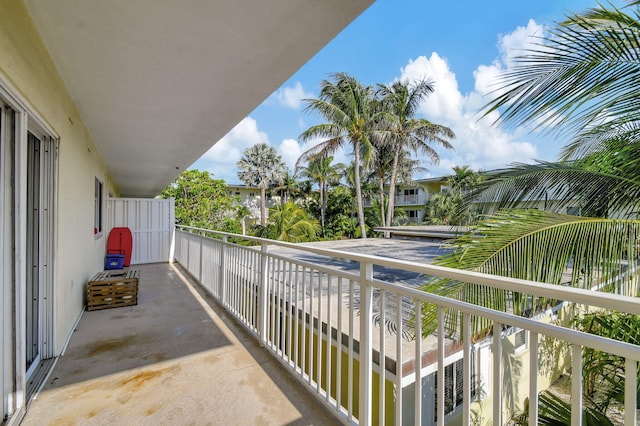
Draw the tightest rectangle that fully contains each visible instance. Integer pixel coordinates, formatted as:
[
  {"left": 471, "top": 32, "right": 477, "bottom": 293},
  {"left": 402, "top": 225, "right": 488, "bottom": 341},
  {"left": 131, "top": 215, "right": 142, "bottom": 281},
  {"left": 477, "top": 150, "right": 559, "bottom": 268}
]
[{"left": 46, "top": 263, "right": 233, "bottom": 389}]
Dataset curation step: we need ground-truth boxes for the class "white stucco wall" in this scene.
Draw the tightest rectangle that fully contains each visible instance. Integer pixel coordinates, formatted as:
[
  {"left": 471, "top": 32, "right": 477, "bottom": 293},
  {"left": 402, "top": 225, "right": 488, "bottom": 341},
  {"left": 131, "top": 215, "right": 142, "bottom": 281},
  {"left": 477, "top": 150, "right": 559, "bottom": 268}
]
[{"left": 0, "top": 0, "right": 118, "bottom": 354}]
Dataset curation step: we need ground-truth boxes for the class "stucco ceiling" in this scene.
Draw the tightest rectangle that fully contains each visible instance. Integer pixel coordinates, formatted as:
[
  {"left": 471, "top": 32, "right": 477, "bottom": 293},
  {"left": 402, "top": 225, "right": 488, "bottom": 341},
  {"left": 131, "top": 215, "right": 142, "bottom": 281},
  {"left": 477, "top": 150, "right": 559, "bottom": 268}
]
[{"left": 23, "top": 0, "right": 373, "bottom": 197}]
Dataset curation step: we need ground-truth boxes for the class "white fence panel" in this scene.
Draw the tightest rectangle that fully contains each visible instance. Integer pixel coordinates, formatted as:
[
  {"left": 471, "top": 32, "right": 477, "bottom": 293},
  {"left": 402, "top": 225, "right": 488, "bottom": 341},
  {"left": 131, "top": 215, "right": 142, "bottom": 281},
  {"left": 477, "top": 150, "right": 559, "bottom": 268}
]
[{"left": 106, "top": 198, "right": 175, "bottom": 264}]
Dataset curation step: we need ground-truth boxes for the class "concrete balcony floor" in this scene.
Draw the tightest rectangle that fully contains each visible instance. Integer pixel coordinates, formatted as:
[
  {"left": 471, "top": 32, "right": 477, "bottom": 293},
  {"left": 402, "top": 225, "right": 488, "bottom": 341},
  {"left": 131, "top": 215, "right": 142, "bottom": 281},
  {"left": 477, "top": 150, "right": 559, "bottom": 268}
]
[{"left": 22, "top": 263, "right": 337, "bottom": 425}]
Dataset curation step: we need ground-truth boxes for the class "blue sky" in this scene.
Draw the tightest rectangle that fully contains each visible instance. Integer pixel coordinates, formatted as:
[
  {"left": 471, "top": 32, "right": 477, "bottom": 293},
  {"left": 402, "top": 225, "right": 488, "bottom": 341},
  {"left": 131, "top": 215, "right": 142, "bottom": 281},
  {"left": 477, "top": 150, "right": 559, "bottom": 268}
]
[{"left": 192, "top": 0, "right": 618, "bottom": 184}]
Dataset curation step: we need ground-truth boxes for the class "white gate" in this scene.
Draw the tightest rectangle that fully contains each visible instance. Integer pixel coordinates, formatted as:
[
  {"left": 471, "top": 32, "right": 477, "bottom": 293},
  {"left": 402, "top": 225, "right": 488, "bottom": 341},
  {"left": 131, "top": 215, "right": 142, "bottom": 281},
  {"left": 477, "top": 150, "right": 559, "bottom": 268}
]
[{"left": 106, "top": 198, "right": 175, "bottom": 264}]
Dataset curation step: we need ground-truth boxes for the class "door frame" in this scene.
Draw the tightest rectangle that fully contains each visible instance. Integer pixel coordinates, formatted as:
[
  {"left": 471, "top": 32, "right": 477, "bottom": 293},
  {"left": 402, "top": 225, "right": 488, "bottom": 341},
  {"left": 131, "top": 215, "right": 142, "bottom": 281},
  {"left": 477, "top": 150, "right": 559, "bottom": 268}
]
[{"left": 0, "top": 76, "right": 58, "bottom": 424}]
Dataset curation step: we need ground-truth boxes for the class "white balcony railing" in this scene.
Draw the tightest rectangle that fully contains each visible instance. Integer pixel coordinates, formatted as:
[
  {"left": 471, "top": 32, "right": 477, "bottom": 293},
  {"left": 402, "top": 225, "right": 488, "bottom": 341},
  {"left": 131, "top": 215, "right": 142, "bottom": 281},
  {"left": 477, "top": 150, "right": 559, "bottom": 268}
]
[
  {"left": 364, "top": 194, "right": 422, "bottom": 207},
  {"left": 174, "top": 226, "right": 640, "bottom": 426},
  {"left": 394, "top": 194, "right": 419, "bottom": 206}
]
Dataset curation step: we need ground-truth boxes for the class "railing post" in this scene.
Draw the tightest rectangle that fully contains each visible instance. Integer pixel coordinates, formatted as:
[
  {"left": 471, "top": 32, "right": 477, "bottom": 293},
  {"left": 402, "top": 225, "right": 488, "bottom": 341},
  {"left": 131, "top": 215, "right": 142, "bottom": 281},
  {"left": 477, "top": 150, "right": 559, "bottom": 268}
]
[
  {"left": 437, "top": 307, "right": 445, "bottom": 426},
  {"left": 169, "top": 224, "right": 176, "bottom": 263},
  {"left": 625, "top": 358, "right": 637, "bottom": 426},
  {"left": 493, "top": 322, "right": 502, "bottom": 425},
  {"left": 258, "top": 242, "right": 269, "bottom": 346},
  {"left": 198, "top": 230, "right": 205, "bottom": 283},
  {"left": 359, "top": 261, "right": 373, "bottom": 426},
  {"left": 219, "top": 235, "right": 227, "bottom": 303},
  {"left": 571, "top": 344, "right": 583, "bottom": 426},
  {"left": 529, "top": 332, "right": 539, "bottom": 426}
]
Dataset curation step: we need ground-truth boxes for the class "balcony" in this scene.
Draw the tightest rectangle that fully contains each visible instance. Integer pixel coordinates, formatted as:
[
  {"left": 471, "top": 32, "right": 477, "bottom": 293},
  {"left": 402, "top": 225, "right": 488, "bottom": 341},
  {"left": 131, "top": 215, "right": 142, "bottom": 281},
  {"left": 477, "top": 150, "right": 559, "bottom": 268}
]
[
  {"left": 24, "top": 227, "right": 640, "bottom": 425},
  {"left": 363, "top": 193, "right": 427, "bottom": 208},
  {"left": 395, "top": 194, "right": 420, "bottom": 206},
  {"left": 22, "top": 262, "right": 335, "bottom": 425}
]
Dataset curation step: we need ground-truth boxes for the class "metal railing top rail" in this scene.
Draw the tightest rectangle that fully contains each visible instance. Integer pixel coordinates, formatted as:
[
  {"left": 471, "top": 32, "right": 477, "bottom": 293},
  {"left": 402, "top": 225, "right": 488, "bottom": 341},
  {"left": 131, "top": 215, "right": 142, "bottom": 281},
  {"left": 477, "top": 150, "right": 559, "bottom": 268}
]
[
  {"left": 369, "top": 276, "right": 640, "bottom": 362},
  {"left": 176, "top": 225, "right": 640, "bottom": 315}
]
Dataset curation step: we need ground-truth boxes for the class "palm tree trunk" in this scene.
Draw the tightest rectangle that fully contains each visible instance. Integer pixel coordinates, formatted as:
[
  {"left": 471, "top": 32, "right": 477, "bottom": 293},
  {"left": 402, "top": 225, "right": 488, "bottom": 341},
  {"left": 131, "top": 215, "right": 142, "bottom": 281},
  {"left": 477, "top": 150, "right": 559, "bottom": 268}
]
[
  {"left": 354, "top": 144, "right": 367, "bottom": 239},
  {"left": 260, "top": 187, "right": 267, "bottom": 227},
  {"left": 386, "top": 150, "right": 400, "bottom": 229},
  {"left": 320, "top": 181, "right": 326, "bottom": 236},
  {"left": 378, "top": 179, "right": 386, "bottom": 227}
]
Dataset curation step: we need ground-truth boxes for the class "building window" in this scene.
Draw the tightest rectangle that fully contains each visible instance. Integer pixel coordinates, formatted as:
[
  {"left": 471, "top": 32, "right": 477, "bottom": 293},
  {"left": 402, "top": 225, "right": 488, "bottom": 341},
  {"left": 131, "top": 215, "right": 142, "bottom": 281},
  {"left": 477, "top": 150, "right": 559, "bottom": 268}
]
[
  {"left": 94, "top": 177, "right": 103, "bottom": 237},
  {"left": 514, "top": 329, "right": 527, "bottom": 353},
  {"left": 434, "top": 355, "right": 476, "bottom": 421},
  {"left": 249, "top": 192, "right": 255, "bottom": 197}
]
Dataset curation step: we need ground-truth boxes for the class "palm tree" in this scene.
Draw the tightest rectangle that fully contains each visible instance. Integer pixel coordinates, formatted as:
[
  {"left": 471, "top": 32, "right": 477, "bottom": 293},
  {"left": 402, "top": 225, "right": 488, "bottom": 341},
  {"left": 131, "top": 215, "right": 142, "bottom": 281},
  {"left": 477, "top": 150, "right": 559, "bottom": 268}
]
[
  {"left": 237, "top": 143, "right": 287, "bottom": 227},
  {"left": 483, "top": 2, "right": 640, "bottom": 148},
  {"left": 234, "top": 203, "right": 251, "bottom": 236},
  {"left": 469, "top": 1, "right": 640, "bottom": 215},
  {"left": 377, "top": 79, "right": 455, "bottom": 228},
  {"left": 299, "top": 72, "right": 379, "bottom": 238},
  {"left": 271, "top": 169, "right": 302, "bottom": 206},
  {"left": 448, "top": 165, "right": 481, "bottom": 193},
  {"left": 424, "top": 191, "right": 463, "bottom": 225},
  {"left": 268, "top": 201, "right": 320, "bottom": 242},
  {"left": 365, "top": 141, "right": 395, "bottom": 227},
  {"left": 424, "top": 165, "right": 482, "bottom": 226},
  {"left": 296, "top": 154, "right": 341, "bottom": 236},
  {"left": 423, "top": 1, "right": 640, "bottom": 330},
  {"left": 366, "top": 144, "right": 427, "bottom": 227}
]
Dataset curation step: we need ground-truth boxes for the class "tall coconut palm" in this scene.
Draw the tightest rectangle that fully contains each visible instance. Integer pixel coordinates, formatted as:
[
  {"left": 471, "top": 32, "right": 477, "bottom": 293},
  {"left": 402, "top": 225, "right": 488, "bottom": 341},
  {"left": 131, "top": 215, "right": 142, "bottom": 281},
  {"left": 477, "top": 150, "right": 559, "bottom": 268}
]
[
  {"left": 296, "top": 154, "right": 341, "bottom": 236},
  {"left": 366, "top": 142, "right": 394, "bottom": 227},
  {"left": 424, "top": 1, "right": 640, "bottom": 336},
  {"left": 299, "top": 72, "right": 379, "bottom": 238},
  {"left": 377, "top": 79, "right": 455, "bottom": 228},
  {"left": 366, "top": 144, "right": 427, "bottom": 227},
  {"left": 237, "top": 143, "right": 287, "bottom": 227}
]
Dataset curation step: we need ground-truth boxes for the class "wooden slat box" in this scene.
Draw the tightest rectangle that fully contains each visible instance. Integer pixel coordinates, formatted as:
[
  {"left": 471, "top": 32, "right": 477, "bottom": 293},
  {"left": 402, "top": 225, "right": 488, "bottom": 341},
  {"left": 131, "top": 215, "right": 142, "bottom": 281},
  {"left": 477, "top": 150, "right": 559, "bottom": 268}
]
[{"left": 87, "top": 269, "right": 139, "bottom": 311}]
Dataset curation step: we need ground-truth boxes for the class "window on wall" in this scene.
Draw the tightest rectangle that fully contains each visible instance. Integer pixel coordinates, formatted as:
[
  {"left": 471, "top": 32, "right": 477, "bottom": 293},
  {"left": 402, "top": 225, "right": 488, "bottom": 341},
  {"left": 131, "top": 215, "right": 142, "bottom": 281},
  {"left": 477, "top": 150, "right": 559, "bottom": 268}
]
[
  {"left": 94, "top": 177, "right": 103, "bottom": 237},
  {"left": 434, "top": 355, "right": 477, "bottom": 421},
  {"left": 514, "top": 329, "right": 528, "bottom": 353}
]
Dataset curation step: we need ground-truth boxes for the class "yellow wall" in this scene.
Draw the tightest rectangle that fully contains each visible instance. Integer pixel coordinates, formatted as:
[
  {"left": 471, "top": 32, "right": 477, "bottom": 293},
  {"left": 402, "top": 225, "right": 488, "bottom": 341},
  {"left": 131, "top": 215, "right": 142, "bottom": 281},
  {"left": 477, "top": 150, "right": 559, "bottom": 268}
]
[
  {"left": 0, "top": 0, "right": 118, "bottom": 353},
  {"left": 422, "top": 181, "right": 444, "bottom": 194},
  {"left": 463, "top": 308, "right": 573, "bottom": 425},
  {"left": 280, "top": 315, "right": 396, "bottom": 424}
]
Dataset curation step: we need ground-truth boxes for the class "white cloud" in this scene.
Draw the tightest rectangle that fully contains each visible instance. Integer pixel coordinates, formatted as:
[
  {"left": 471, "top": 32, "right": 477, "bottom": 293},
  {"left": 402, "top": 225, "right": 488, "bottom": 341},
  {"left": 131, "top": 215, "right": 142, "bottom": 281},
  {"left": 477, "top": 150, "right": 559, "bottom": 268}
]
[
  {"left": 276, "top": 81, "right": 314, "bottom": 109},
  {"left": 395, "top": 22, "right": 549, "bottom": 178},
  {"left": 474, "top": 19, "right": 547, "bottom": 99},
  {"left": 199, "top": 117, "right": 269, "bottom": 181},
  {"left": 498, "top": 19, "right": 546, "bottom": 68},
  {"left": 399, "top": 54, "right": 463, "bottom": 120},
  {"left": 278, "top": 139, "right": 303, "bottom": 170}
]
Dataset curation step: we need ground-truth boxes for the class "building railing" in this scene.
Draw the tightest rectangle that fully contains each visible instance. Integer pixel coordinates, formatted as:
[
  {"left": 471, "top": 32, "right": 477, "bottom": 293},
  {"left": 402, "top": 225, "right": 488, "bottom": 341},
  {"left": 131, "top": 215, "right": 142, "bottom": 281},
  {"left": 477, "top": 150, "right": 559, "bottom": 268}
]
[
  {"left": 363, "top": 194, "right": 425, "bottom": 208},
  {"left": 174, "top": 226, "right": 640, "bottom": 426},
  {"left": 395, "top": 194, "right": 419, "bottom": 205}
]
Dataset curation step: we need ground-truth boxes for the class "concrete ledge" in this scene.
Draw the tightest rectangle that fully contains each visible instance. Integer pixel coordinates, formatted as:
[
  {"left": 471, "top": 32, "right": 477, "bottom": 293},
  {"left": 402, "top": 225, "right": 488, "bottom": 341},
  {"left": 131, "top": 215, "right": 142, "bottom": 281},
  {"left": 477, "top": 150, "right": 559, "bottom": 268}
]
[{"left": 374, "top": 225, "right": 468, "bottom": 239}]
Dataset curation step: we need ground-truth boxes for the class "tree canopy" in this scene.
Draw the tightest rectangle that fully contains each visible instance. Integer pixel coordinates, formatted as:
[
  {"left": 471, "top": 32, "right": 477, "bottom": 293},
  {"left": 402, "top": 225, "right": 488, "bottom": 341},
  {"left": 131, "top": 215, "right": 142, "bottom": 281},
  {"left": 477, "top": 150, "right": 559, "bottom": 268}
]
[{"left": 160, "top": 169, "right": 236, "bottom": 231}]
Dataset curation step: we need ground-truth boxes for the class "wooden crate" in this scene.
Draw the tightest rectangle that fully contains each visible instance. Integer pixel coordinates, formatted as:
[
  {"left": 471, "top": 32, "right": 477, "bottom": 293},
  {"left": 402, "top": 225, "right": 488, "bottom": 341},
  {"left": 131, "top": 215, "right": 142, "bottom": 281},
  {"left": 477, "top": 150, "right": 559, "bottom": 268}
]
[{"left": 87, "top": 269, "right": 139, "bottom": 311}]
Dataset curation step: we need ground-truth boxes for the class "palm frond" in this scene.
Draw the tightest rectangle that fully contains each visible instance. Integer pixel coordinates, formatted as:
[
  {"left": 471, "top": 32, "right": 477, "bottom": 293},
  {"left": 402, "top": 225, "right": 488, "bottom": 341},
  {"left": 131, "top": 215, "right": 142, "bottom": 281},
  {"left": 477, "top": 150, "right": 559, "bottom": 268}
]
[
  {"left": 560, "top": 120, "right": 640, "bottom": 160},
  {"left": 420, "top": 210, "right": 640, "bottom": 336},
  {"left": 465, "top": 159, "right": 640, "bottom": 218},
  {"left": 482, "top": 1, "right": 640, "bottom": 147}
]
